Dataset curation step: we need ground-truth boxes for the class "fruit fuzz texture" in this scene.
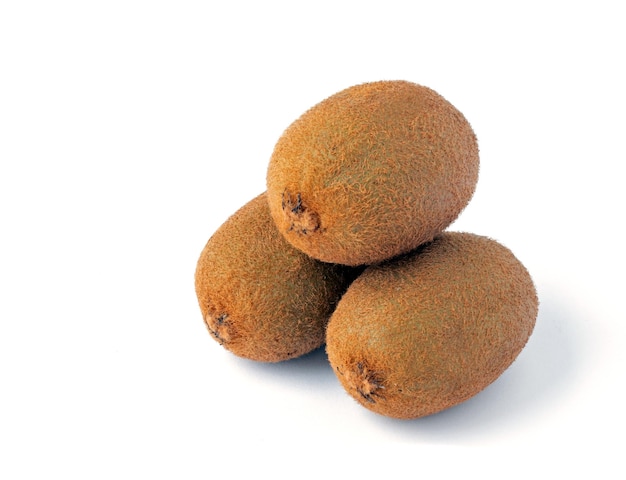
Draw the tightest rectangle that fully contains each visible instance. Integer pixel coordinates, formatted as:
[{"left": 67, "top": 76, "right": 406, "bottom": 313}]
[
  {"left": 325, "top": 232, "right": 538, "bottom": 419},
  {"left": 266, "top": 80, "right": 479, "bottom": 266},
  {"left": 195, "top": 193, "right": 358, "bottom": 362}
]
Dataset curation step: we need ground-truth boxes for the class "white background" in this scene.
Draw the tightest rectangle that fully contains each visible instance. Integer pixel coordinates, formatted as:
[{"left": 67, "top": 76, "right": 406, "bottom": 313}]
[{"left": 1, "top": 1, "right": 624, "bottom": 478}]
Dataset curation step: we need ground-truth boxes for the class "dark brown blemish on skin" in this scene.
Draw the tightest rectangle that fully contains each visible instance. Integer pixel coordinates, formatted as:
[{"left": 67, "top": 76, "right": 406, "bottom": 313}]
[
  {"left": 281, "top": 190, "right": 321, "bottom": 235},
  {"left": 205, "top": 311, "right": 233, "bottom": 344},
  {"left": 339, "top": 361, "right": 386, "bottom": 404}
]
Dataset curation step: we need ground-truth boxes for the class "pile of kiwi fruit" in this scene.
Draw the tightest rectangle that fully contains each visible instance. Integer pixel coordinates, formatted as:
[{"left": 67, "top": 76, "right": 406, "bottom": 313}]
[{"left": 195, "top": 80, "right": 538, "bottom": 420}]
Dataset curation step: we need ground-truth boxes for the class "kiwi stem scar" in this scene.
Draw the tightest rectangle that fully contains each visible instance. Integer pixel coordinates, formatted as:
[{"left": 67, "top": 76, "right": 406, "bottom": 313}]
[
  {"left": 206, "top": 312, "right": 231, "bottom": 344},
  {"left": 281, "top": 190, "right": 321, "bottom": 235},
  {"left": 341, "top": 361, "right": 386, "bottom": 404}
]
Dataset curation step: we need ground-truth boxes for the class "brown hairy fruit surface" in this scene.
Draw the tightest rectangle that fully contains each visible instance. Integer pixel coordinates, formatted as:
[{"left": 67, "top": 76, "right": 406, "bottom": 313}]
[
  {"left": 266, "top": 80, "right": 479, "bottom": 266},
  {"left": 195, "top": 193, "right": 359, "bottom": 362},
  {"left": 326, "top": 232, "right": 538, "bottom": 419}
]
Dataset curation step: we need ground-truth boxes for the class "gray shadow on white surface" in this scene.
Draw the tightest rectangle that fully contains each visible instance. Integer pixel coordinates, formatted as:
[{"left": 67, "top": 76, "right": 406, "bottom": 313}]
[
  {"left": 365, "top": 286, "right": 586, "bottom": 442},
  {"left": 232, "top": 344, "right": 337, "bottom": 390},
  {"left": 228, "top": 286, "right": 586, "bottom": 442}
]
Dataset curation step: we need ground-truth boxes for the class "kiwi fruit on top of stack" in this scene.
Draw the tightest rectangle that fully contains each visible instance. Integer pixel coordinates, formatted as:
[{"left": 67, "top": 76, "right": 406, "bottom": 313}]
[
  {"left": 266, "top": 80, "right": 479, "bottom": 266},
  {"left": 194, "top": 192, "right": 358, "bottom": 363},
  {"left": 325, "top": 232, "right": 538, "bottom": 419}
]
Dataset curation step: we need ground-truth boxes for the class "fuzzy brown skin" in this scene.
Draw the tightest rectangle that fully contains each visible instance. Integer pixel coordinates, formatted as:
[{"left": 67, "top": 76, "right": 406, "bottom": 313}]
[
  {"left": 266, "top": 80, "right": 479, "bottom": 266},
  {"left": 195, "top": 193, "right": 358, "bottom": 362},
  {"left": 326, "top": 232, "right": 538, "bottom": 419}
]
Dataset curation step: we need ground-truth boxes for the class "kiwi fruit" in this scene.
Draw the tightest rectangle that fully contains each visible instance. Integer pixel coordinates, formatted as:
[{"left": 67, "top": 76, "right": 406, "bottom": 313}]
[
  {"left": 325, "top": 232, "right": 538, "bottom": 419},
  {"left": 194, "top": 192, "right": 358, "bottom": 362},
  {"left": 266, "top": 80, "right": 479, "bottom": 266}
]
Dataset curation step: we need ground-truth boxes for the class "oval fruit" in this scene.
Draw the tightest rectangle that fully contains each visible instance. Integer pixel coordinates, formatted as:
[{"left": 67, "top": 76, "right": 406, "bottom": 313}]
[
  {"left": 326, "top": 232, "right": 538, "bottom": 418},
  {"left": 267, "top": 80, "right": 479, "bottom": 266},
  {"left": 195, "top": 193, "right": 358, "bottom": 362}
]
